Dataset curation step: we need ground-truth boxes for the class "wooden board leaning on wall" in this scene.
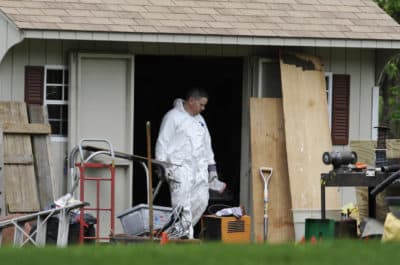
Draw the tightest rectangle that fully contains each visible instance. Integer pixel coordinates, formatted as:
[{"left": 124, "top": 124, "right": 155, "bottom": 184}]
[
  {"left": 250, "top": 98, "right": 295, "bottom": 243},
  {"left": 280, "top": 52, "right": 340, "bottom": 210},
  {"left": 0, "top": 102, "right": 53, "bottom": 213}
]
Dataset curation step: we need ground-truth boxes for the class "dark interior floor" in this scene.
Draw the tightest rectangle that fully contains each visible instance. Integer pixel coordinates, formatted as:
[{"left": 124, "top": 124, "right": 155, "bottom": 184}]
[{"left": 133, "top": 55, "right": 243, "bottom": 215}]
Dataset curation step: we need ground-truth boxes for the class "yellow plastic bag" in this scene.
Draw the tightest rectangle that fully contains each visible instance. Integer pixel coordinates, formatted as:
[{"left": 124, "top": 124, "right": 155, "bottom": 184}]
[{"left": 382, "top": 212, "right": 400, "bottom": 242}]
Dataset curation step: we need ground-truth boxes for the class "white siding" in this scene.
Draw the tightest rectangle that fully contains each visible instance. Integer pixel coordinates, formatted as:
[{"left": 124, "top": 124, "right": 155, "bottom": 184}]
[
  {"left": 0, "top": 15, "right": 6, "bottom": 60},
  {"left": 12, "top": 40, "right": 28, "bottom": 101},
  {"left": 45, "top": 39, "right": 63, "bottom": 65},
  {"left": 346, "top": 49, "right": 363, "bottom": 141},
  {"left": 0, "top": 49, "right": 12, "bottom": 100},
  {"left": 28, "top": 39, "right": 46, "bottom": 65},
  {"left": 0, "top": 13, "right": 22, "bottom": 63},
  {"left": 360, "top": 50, "right": 375, "bottom": 139}
]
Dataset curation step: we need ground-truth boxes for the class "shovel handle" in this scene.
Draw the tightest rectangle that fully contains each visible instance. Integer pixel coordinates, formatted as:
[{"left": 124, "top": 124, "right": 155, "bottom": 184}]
[
  {"left": 259, "top": 167, "right": 273, "bottom": 180},
  {"left": 259, "top": 166, "right": 272, "bottom": 242},
  {"left": 259, "top": 167, "right": 273, "bottom": 199}
]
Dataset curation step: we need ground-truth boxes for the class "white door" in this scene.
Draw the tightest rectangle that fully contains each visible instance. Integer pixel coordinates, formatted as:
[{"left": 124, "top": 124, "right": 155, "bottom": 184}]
[{"left": 69, "top": 53, "right": 134, "bottom": 237}]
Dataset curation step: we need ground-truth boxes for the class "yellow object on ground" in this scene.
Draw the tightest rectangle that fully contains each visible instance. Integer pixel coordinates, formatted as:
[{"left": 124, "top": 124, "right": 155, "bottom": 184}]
[
  {"left": 341, "top": 202, "right": 360, "bottom": 236},
  {"left": 382, "top": 212, "right": 400, "bottom": 242},
  {"left": 201, "top": 215, "right": 251, "bottom": 243}
]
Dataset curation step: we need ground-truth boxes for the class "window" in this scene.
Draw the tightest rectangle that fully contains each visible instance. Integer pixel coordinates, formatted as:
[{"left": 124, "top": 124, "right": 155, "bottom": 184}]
[
  {"left": 25, "top": 65, "right": 69, "bottom": 140},
  {"left": 44, "top": 66, "right": 69, "bottom": 138}
]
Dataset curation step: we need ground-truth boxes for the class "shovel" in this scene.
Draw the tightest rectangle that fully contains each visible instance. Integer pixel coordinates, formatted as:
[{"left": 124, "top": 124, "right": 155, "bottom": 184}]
[{"left": 259, "top": 167, "right": 273, "bottom": 242}]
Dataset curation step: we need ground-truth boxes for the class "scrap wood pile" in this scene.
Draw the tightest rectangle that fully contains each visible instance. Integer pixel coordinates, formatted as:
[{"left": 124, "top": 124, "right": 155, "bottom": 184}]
[
  {"left": 0, "top": 101, "right": 54, "bottom": 243},
  {"left": 250, "top": 53, "right": 340, "bottom": 243}
]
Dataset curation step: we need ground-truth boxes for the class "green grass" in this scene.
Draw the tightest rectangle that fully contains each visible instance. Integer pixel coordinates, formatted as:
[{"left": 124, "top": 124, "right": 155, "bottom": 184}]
[{"left": 0, "top": 240, "right": 400, "bottom": 265}]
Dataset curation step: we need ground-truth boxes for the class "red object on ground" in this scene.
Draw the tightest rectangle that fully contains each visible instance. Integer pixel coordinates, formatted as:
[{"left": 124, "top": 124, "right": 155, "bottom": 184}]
[{"left": 160, "top": 232, "right": 169, "bottom": 245}]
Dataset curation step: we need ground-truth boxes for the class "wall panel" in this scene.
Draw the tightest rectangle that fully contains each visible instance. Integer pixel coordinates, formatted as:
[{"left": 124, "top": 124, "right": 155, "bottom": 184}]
[
  {"left": 0, "top": 50, "right": 12, "bottom": 100},
  {"left": 359, "top": 49, "right": 375, "bottom": 140}
]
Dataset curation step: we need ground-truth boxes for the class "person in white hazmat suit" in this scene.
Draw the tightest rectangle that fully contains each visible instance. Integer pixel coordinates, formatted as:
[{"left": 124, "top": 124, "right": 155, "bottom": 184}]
[{"left": 155, "top": 88, "right": 226, "bottom": 239}]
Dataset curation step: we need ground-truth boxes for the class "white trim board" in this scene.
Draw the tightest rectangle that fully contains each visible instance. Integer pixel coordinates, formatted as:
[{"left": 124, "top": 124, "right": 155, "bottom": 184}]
[
  {"left": 21, "top": 30, "right": 400, "bottom": 49},
  {"left": 371, "top": 86, "right": 380, "bottom": 141}
]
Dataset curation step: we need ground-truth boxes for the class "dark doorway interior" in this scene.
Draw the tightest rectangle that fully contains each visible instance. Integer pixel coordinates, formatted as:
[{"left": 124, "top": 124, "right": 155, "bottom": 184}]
[{"left": 133, "top": 55, "right": 243, "bottom": 212}]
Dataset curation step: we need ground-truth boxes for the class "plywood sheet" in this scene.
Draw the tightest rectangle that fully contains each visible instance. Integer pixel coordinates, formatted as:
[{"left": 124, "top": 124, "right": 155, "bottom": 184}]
[
  {"left": 250, "top": 98, "right": 295, "bottom": 243},
  {"left": 280, "top": 53, "right": 340, "bottom": 210},
  {"left": 0, "top": 101, "right": 40, "bottom": 212}
]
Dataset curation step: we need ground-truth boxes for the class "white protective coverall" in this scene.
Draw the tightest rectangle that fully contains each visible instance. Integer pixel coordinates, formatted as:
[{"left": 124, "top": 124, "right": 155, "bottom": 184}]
[{"left": 156, "top": 98, "right": 214, "bottom": 238}]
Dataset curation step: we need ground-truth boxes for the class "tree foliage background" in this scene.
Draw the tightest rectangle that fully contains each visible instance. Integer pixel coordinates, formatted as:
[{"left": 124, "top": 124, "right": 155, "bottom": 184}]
[
  {"left": 375, "top": 0, "right": 400, "bottom": 137},
  {"left": 375, "top": 0, "right": 400, "bottom": 22}
]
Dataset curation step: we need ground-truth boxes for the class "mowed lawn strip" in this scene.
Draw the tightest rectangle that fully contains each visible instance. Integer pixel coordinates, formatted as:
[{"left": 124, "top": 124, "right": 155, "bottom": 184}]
[{"left": 0, "top": 240, "right": 399, "bottom": 265}]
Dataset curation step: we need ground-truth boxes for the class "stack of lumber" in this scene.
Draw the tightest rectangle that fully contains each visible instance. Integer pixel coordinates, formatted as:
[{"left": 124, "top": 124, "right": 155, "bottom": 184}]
[
  {"left": 0, "top": 101, "right": 54, "bottom": 217},
  {"left": 250, "top": 53, "right": 340, "bottom": 243}
]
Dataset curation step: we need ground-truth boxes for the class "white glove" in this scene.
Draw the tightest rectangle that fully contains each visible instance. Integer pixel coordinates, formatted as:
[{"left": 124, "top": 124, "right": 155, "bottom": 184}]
[
  {"left": 215, "top": 206, "right": 244, "bottom": 218},
  {"left": 208, "top": 164, "right": 227, "bottom": 194}
]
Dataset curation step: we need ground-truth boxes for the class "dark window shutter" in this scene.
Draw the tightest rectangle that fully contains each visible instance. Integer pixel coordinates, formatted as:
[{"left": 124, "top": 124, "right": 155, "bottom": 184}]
[
  {"left": 332, "top": 74, "right": 350, "bottom": 145},
  {"left": 25, "top": 66, "right": 44, "bottom": 105}
]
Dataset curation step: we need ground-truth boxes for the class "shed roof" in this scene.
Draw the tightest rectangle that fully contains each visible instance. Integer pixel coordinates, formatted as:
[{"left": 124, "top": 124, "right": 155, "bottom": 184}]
[{"left": 0, "top": 0, "right": 399, "bottom": 41}]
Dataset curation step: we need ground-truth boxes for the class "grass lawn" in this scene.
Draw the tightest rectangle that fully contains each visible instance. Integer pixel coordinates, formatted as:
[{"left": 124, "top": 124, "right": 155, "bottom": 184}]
[{"left": 0, "top": 240, "right": 399, "bottom": 265}]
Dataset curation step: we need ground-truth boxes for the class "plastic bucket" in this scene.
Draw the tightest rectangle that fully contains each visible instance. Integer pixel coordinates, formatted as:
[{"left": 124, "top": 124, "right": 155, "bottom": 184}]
[
  {"left": 292, "top": 209, "right": 341, "bottom": 241},
  {"left": 305, "top": 218, "right": 335, "bottom": 240}
]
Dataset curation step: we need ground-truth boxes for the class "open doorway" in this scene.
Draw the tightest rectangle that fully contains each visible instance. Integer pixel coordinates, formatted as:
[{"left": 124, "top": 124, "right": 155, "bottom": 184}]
[{"left": 133, "top": 55, "right": 243, "bottom": 211}]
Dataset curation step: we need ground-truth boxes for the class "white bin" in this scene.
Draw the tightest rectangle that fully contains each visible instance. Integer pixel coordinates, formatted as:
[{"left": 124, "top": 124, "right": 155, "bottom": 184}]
[{"left": 117, "top": 204, "right": 172, "bottom": 235}]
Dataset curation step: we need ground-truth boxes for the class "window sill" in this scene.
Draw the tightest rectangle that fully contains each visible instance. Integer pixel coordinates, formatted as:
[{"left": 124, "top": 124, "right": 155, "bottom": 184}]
[{"left": 50, "top": 136, "right": 68, "bottom": 142}]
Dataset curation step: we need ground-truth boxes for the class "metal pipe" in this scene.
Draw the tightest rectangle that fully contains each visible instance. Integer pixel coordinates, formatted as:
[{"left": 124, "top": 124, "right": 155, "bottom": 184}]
[
  {"left": 370, "top": 170, "right": 400, "bottom": 196},
  {"left": 146, "top": 121, "right": 154, "bottom": 240},
  {"left": 68, "top": 145, "right": 80, "bottom": 193}
]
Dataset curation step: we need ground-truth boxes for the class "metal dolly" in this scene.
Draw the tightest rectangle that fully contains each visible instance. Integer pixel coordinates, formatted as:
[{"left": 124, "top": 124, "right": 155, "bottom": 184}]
[{"left": 74, "top": 139, "right": 116, "bottom": 243}]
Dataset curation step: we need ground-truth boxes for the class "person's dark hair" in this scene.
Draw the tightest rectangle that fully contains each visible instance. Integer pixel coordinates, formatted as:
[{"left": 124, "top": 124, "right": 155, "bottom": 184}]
[{"left": 185, "top": 87, "right": 208, "bottom": 100}]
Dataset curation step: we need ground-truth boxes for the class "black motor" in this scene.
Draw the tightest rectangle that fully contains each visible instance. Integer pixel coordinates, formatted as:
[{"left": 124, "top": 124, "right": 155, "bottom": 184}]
[{"left": 322, "top": 151, "right": 358, "bottom": 169}]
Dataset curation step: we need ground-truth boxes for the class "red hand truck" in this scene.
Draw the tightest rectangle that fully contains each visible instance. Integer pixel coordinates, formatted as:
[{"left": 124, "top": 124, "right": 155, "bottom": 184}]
[{"left": 76, "top": 139, "right": 116, "bottom": 244}]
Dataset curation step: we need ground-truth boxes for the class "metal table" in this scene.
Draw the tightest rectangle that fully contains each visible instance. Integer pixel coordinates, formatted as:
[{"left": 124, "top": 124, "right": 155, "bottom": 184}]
[{"left": 320, "top": 170, "right": 388, "bottom": 219}]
